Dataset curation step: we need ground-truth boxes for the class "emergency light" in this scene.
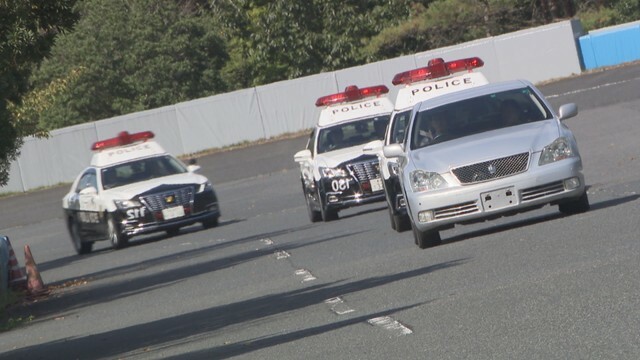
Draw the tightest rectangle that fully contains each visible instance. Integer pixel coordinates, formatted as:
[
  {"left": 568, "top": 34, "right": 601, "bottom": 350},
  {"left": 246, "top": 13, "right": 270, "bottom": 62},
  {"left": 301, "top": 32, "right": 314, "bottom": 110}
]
[
  {"left": 315, "top": 85, "right": 389, "bottom": 107},
  {"left": 91, "top": 131, "right": 155, "bottom": 151},
  {"left": 392, "top": 57, "right": 484, "bottom": 85}
]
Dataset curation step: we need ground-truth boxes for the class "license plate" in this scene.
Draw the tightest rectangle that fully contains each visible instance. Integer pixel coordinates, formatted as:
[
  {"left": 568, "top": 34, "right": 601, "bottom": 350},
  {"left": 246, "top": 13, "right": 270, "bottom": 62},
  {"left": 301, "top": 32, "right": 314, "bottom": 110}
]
[
  {"left": 481, "top": 187, "right": 516, "bottom": 211},
  {"left": 162, "top": 206, "right": 185, "bottom": 220},
  {"left": 370, "top": 178, "right": 383, "bottom": 192}
]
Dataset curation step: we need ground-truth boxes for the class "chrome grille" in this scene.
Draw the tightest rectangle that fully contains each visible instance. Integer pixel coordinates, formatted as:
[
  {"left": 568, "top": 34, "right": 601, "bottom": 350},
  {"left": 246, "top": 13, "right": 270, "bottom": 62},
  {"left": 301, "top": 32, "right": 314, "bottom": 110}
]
[
  {"left": 434, "top": 201, "right": 479, "bottom": 219},
  {"left": 521, "top": 181, "right": 564, "bottom": 201},
  {"left": 140, "top": 186, "right": 194, "bottom": 211},
  {"left": 452, "top": 152, "right": 529, "bottom": 184},
  {"left": 347, "top": 160, "right": 381, "bottom": 182}
]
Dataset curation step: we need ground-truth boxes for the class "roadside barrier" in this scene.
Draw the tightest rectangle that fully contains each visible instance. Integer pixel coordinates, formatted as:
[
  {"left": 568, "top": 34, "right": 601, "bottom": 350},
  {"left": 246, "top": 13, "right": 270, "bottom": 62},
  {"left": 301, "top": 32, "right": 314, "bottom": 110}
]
[{"left": 24, "top": 245, "right": 46, "bottom": 295}]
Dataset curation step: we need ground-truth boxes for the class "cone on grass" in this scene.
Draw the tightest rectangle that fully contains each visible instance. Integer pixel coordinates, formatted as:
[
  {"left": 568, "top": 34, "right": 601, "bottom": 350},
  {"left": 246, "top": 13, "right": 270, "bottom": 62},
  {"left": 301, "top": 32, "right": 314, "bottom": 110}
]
[
  {"left": 24, "top": 244, "right": 46, "bottom": 295},
  {"left": 7, "top": 238, "right": 27, "bottom": 289}
]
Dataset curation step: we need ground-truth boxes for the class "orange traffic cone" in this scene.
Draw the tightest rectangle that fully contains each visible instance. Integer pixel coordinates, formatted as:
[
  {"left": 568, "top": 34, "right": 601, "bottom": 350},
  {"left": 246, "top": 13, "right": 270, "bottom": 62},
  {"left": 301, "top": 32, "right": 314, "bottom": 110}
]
[
  {"left": 6, "top": 238, "right": 27, "bottom": 290},
  {"left": 24, "top": 245, "right": 46, "bottom": 295}
]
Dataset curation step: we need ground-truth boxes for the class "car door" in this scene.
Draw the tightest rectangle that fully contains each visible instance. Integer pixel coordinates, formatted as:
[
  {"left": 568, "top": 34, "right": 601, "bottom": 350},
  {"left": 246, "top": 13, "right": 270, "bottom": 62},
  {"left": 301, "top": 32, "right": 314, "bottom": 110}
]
[{"left": 72, "top": 169, "right": 104, "bottom": 237}]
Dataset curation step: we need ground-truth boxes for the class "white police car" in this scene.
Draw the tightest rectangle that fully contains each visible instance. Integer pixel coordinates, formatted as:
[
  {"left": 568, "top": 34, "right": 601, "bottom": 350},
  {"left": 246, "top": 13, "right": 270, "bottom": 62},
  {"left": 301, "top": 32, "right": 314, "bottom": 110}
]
[
  {"left": 294, "top": 85, "right": 393, "bottom": 222},
  {"left": 62, "top": 131, "right": 220, "bottom": 254},
  {"left": 363, "top": 57, "right": 489, "bottom": 232},
  {"left": 384, "top": 79, "right": 589, "bottom": 249}
]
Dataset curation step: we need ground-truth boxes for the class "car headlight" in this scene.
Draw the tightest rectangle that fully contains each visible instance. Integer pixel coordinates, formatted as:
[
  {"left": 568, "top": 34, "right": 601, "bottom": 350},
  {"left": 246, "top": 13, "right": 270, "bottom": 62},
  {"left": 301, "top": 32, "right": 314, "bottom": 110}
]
[
  {"left": 409, "top": 170, "right": 448, "bottom": 193},
  {"left": 198, "top": 181, "right": 213, "bottom": 193},
  {"left": 539, "top": 137, "right": 575, "bottom": 165},
  {"left": 114, "top": 199, "right": 142, "bottom": 209},
  {"left": 320, "top": 167, "right": 348, "bottom": 178}
]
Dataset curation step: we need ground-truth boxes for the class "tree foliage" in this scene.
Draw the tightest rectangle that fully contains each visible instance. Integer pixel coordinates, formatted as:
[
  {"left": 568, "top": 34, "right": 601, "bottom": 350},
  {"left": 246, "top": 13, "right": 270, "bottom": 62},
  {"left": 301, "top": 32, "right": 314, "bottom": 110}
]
[
  {"left": 2, "top": 0, "right": 638, "bottom": 187},
  {"left": 0, "top": 0, "right": 77, "bottom": 186}
]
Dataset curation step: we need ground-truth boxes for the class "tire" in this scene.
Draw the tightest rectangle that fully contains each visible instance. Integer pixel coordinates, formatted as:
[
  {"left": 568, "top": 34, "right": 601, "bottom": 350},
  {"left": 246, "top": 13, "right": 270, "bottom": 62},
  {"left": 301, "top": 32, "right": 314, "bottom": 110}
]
[
  {"left": 412, "top": 223, "right": 441, "bottom": 249},
  {"left": 393, "top": 213, "right": 412, "bottom": 233},
  {"left": 166, "top": 227, "right": 181, "bottom": 237},
  {"left": 559, "top": 191, "right": 590, "bottom": 215},
  {"left": 70, "top": 220, "right": 93, "bottom": 255},
  {"left": 108, "top": 215, "right": 129, "bottom": 250},
  {"left": 317, "top": 189, "right": 338, "bottom": 222},
  {"left": 306, "top": 193, "right": 322, "bottom": 223},
  {"left": 202, "top": 215, "right": 219, "bottom": 229}
]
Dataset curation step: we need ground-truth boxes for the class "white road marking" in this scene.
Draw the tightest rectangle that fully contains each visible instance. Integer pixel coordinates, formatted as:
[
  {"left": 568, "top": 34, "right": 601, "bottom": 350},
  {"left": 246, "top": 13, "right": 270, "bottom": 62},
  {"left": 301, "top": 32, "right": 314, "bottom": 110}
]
[
  {"left": 367, "top": 316, "right": 413, "bottom": 336},
  {"left": 324, "top": 297, "right": 355, "bottom": 315},
  {"left": 294, "top": 269, "right": 316, "bottom": 282},
  {"left": 274, "top": 250, "right": 290, "bottom": 259},
  {"left": 546, "top": 77, "right": 640, "bottom": 99},
  {"left": 260, "top": 238, "right": 274, "bottom": 245}
]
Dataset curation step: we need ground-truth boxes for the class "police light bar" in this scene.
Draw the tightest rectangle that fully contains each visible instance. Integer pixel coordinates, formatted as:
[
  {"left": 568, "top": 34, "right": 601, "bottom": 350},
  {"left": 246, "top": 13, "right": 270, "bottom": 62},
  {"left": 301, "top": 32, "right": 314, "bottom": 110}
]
[
  {"left": 315, "top": 85, "right": 389, "bottom": 107},
  {"left": 91, "top": 131, "right": 155, "bottom": 151},
  {"left": 391, "top": 57, "right": 484, "bottom": 85}
]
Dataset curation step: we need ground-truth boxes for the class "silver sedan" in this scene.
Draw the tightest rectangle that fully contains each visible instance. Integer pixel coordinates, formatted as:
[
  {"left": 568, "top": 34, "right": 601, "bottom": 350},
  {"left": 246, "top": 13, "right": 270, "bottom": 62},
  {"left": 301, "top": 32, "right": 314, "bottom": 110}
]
[{"left": 384, "top": 80, "right": 589, "bottom": 249}]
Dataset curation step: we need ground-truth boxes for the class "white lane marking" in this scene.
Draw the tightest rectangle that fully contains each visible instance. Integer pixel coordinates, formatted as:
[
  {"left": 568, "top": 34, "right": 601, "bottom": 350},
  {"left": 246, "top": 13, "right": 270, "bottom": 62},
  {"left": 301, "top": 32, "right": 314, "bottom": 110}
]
[
  {"left": 274, "top": 250, "right": 290, "bottom": 259},
  {"left": 294, "top": 269, "right": 316, "bottom": 282},
  {"left": 367, "top": 316, "right": 413, "bottom": 336},
  {"left": 324, "top": 297, "right": 355, "bottom": 315},
  {"left": 546, "top": 77, "right": 639, "bottom": 99},
  {"left": 260, "top": 238, "right": 274, "bottom": 245}
]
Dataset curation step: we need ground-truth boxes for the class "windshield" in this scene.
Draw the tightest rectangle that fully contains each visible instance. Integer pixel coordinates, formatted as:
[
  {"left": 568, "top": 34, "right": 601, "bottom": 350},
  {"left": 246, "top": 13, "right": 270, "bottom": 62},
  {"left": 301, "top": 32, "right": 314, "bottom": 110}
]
[
  {"left": 101, "top": 155, "right": 187, "bottom": 190},
  {"left": 410, "top": 87, "right": 552, "bottom": 150},
  {"left": 317, "top": 115, "right": 390, "bottom": 154}
]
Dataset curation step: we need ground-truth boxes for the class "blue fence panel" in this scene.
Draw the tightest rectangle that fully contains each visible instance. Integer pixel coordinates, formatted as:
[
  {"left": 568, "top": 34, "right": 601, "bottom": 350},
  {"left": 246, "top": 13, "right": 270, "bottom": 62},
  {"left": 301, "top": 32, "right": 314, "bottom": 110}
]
[{"left": 580, "top": 23, "right": 640, "bottom": 70}]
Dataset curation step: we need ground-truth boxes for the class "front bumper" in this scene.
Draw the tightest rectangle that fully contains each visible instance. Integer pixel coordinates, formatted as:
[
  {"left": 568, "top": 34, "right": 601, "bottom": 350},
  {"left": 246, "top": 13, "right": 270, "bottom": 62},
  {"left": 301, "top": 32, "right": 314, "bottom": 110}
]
[
  {"left": 319, "top": 176, "right": 385, "bottom": 210},
  {"left": 407, "top": 157, "right": 585, "bottom": 232}
]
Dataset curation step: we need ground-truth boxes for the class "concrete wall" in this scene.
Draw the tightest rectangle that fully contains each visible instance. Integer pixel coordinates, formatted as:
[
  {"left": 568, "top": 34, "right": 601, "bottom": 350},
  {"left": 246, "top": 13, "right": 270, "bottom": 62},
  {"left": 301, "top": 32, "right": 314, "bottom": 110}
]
[{"left": 0, "top": 19, "right": 594, "bottom": 194}]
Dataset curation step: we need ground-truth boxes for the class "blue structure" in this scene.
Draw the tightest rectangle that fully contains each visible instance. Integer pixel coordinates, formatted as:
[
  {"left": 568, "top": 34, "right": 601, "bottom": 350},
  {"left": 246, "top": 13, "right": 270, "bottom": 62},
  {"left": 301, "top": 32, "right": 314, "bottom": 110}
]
[{"left": 579, "top": 21, "right": 640, "bottom": 70}]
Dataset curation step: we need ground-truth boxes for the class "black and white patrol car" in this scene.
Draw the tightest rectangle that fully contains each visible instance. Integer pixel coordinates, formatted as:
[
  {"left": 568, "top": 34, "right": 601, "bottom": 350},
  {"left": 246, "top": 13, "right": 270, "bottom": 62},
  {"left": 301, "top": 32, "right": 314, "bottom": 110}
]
[
  {"left": 62, "top": 131, "right": 220, "bottom": 254},
  {"left": 363, "top": 57, "right": 489, "bottom": 232},
  {"left": 294, "top": 85, "right": 393, "bottom": 222}
]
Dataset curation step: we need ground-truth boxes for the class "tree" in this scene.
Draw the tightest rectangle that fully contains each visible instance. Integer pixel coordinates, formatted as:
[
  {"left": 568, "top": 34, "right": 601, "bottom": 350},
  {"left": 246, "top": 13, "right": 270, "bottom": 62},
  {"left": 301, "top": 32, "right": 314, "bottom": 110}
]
[
  {"left": 0, "top": 0, "right": 78, "bottom": 186},
  {"left": 29, "top": 0, "right": 229, "bottom": 129}
]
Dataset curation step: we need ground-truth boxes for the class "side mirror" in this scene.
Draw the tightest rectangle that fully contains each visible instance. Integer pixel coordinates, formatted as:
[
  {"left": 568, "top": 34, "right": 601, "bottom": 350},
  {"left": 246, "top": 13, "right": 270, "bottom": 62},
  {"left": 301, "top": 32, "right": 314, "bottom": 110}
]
[
  {"left": 362, "top": 140, "right": 383, "bottom": 155},
  {"left": 187, "top": 164, "right": 201, "bottom": 173},
  {"left": 558, "top": 103, "right": 578, "bottom": 121},
  {"left": 79, "top": 186, "right": 98, "bottom": 196},
  {"left": 294, "top": 149, "right": 312, "bottom": 163},
  {"left": 383, "top": 143, "right": 404, "bottom": 158}
]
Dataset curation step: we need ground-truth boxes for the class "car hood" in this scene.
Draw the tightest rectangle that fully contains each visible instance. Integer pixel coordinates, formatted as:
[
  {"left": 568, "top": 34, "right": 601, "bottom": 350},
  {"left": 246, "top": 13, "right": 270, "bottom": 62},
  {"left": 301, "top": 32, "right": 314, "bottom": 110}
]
[
  {"left": 409, "top": 120, "right": 560, "bottom": 172},
  {"left": 103, "top": 172, "right": 208, "bottom": 200},
  {"left": 315, "top": 145, "right": 375, "bottom": 168}
]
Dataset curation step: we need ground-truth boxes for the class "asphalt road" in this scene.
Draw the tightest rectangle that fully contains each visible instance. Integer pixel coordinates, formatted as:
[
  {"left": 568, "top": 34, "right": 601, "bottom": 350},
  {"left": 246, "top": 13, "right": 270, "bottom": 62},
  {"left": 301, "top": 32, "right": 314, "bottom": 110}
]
[{"left": 1, "top": 63, "right": 639, "bottom": 359}]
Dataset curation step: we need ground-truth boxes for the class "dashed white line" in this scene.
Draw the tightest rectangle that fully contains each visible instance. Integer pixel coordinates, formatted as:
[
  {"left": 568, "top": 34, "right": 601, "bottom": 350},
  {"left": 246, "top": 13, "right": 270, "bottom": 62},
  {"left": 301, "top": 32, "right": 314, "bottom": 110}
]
[
  {"left": 546, "top": 77, "right": 639, "bottom": 99},
  {"left": 260, "top": 238, "right": 274, "bottom": 245},
  {"left": 294, "top": 269, "right": 316, "bottom": 282},
  {"left": 367, "top": 316, "right": 413, "bottom": 336},
  {"left": 274, "top": 250, "right": 290, "bottom": 259},
  {"left": 324, "top": 297, "right": 355, "bottom": 315}
]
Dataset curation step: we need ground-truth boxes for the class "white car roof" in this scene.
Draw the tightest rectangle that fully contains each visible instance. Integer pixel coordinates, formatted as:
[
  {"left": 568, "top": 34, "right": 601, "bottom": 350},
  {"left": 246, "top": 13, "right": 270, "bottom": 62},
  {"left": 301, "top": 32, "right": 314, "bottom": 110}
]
[
  {"left": 393, "top": 72, "right": 489, "bottom": 111},
  {"left": 317, "top": 96, "right": 394, "bottom": 128},
  {"left": 90, "top": 140, "right": 167, "bottom": 168},
  {"left": 414, "top": 79, "right": 533, "bottom": 112}
]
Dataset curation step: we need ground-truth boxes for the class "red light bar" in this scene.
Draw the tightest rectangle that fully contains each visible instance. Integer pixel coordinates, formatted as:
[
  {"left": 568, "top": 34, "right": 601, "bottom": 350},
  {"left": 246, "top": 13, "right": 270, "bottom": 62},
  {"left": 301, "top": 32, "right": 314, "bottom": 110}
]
[
  {"left": 315, "top": 85, "right": 389, "bottom": 107},
  {"left": 91, "top": 131, "right": 155, "bottom": 151},
  {"left": 392, "top": 57, "right": 484, "bottom": 85}
]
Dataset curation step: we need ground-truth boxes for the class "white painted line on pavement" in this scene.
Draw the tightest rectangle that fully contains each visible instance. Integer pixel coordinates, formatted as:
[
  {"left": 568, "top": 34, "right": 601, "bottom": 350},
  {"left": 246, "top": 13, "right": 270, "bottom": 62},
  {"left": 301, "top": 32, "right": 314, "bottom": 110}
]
[
  {"left": 275, "top": 250, "right": 290, "bottom": 259},
  {"left": 260, "top": 238, "right": 274, "bottom": 245},
  {"left": 294, "top": 269, "right": 316, "bottom": 282},
  {"left": 546, "top": 77, "right": 639, "bottom": 99},
  {"left": 367, "top": 316, "right": 413, "bottom": 336},
  {"left": 324, "top": 297, "right": 355, "bottom": 315}
]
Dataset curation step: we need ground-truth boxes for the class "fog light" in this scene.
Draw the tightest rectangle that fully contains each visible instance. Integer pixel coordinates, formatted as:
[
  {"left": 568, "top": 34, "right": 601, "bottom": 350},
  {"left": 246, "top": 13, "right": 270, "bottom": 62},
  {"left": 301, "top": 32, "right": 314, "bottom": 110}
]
[
  {"left": 328, "top": 195, "right": 339, "bottom": 203},
  {"left": 564, "top": 177, "right": 580, "bottom": 190},
  {"left": 418, "top": 210, "right": 434, "bottom": 223}
]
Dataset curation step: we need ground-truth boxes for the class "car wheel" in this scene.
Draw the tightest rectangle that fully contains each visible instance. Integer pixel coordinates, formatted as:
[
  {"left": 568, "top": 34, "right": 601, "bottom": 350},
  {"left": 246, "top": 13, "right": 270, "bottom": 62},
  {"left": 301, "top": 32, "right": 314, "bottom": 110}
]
[
  {"left": 70, "top": 220, "right": 93, "bottom": 255},
  {"left": 166, "top": 227, "right": 181, "bottom": 237},
  {"left": 559, "top": 191, "right": 590, "bottom": 215},
  {"left": 306, "top": 193, "right": 322, "bottom": 223},
  {"left": 412, "top": 223, "right": 441, "bottom": 249},
  {"left": 202, "top": 215, "right": 219, "bottom": 229},
  {"left": 393, "top": 213, "right": 412, "bottom": 233},
  {"left": 108, "top": 215, "right": 129, "bottom": 250},
  {"left": 317, "top": 189, "right": 338, "bottom": 222}
]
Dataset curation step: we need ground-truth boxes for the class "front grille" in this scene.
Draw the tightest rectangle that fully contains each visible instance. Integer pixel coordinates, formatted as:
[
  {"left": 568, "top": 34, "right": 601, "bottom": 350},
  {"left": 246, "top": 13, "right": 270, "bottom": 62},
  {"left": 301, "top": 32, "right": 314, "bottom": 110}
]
[
  {"left": 140, "top": 186, "right": 194, "bottom": 211},
  {"left": 347, "top": 160, "right": 381, "bottom": 183},
  {"left": 452, "top": 152, "right": 529, "bottom": 184},
  {"left": 434, "top": 201, "right": 479, "bottom": 219},
  {"left": 521, "top": 181, "right": 564, "bottom": 201}
]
